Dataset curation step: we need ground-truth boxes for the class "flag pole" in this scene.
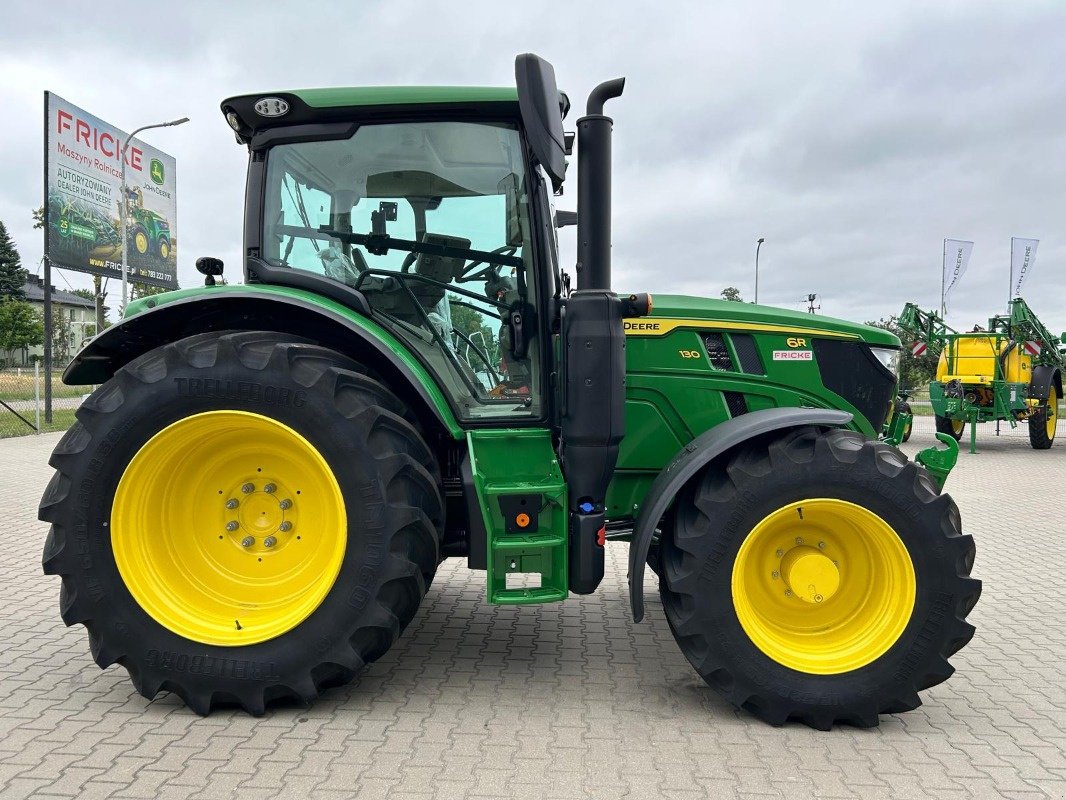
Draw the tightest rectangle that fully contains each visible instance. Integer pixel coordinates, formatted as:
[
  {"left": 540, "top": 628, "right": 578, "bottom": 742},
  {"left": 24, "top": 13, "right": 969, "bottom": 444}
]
[
  {"left": 1007, "top": 237, "right": 1014, "bottom": 310},
  {"left": 940, "top": 238, "right": 946, "bottom": 319}
]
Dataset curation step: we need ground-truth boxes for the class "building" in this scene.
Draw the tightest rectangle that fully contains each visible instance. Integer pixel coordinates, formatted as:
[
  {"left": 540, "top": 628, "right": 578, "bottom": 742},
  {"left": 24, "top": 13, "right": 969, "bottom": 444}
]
[{"left": 10, "top": 276, "right": 96, "bottom": 367}]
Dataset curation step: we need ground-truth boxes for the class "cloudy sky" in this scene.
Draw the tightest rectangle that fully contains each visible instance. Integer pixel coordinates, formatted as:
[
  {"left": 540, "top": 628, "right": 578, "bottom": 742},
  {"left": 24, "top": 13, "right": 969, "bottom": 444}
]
[{"left": 2, "top": 0, "right": 1064, "bottom": 334}]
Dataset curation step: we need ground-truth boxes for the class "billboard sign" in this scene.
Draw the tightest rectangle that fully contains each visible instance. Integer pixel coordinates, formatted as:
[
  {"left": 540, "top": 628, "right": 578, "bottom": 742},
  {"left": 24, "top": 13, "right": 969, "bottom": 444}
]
[{"left": 44, "top": 92, "right": 178, "bottom": 289}]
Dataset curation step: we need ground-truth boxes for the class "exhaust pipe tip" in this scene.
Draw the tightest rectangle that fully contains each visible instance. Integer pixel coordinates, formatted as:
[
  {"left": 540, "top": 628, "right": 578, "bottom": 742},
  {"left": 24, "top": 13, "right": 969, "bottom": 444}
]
[{"left": 586, "top": 77, "right": 626, "bottom": 116}]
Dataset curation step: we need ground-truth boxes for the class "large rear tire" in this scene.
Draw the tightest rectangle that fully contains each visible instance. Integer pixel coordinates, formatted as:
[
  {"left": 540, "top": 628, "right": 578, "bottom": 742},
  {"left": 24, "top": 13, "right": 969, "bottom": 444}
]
[
  {"left": 1028, "top": 385, "right": 1058, "bottom": 449},
  {"left": 660, "top": 427, "right": 980, "bottom": 730},
  {"left": 40, "top": 331, "right": 443, "bottom": 715}
]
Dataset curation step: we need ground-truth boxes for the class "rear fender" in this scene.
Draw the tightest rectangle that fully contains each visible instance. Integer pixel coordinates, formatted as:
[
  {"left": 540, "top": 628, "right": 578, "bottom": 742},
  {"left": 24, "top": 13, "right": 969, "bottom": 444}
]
[
  {"left": 627, "top": 407, "right": 853, "bottom": 622},
  {"left": 64, "top": 288, "right": 463, "bottom": 438}
]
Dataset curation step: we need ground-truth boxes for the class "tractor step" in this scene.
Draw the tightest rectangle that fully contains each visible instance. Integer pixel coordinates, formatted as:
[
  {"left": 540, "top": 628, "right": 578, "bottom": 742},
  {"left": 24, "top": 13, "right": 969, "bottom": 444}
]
[{"left": 466, "top": 429, "right": 568, "bottom": 605}]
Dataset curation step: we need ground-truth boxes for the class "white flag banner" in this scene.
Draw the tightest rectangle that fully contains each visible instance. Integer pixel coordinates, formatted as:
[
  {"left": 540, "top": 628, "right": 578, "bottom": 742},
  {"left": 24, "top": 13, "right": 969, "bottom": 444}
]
[
  {"left": 942, "top": 238, "right": 973, "bottom": 311},
  {"left": 1010, "top": 237, "right": 1039, "bottom": 298}
]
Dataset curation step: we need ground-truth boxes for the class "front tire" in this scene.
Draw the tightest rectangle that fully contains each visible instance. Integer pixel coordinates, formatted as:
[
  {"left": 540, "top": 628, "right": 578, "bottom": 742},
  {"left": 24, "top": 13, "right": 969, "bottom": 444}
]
[
  {"left": 40, "top": 331, "right": 443, "bottom": 715},
  {"left": 935, "top": 414, "right": 965, "bottom": 441},
  {"left": 660, "top": 427, "right": 980, "bottom": 729},
  {"left": 1028, "top": 385, "right": 1058, "bottom": 449}
]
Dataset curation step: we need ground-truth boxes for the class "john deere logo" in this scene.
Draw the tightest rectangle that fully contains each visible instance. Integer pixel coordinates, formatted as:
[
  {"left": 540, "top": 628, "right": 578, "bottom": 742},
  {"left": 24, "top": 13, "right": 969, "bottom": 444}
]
[{"left": 150, "top": 159, "right": 165, "bottom": 185}]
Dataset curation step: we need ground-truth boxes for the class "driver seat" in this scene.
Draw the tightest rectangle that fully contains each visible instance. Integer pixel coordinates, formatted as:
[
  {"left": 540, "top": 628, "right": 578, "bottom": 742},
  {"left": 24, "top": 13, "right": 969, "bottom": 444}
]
[{"left": 408, "top": 233, "right": 471, "bottom": 313}]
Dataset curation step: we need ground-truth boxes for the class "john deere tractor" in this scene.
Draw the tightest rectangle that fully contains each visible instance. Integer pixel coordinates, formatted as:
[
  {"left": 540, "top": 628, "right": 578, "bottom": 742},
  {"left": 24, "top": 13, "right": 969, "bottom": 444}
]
[{"left": 40, "top": 55, "right": 979, "bottom": 729}]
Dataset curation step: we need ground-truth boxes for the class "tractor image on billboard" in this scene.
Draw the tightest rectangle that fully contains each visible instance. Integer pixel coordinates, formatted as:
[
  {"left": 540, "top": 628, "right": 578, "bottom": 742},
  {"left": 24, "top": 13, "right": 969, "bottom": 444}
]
[
  {"left": 124, "top": 187, "right": 173, "bottom": 263},
  {"left": 40, "top": 54, "right": 980, "bottom": 730}
]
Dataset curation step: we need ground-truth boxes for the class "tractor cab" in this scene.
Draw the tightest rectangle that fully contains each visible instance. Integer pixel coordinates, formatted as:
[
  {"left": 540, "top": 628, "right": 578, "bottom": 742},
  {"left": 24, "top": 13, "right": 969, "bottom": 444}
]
[{"left": 220, "top": 82, "right": 566, "bottom": 422}]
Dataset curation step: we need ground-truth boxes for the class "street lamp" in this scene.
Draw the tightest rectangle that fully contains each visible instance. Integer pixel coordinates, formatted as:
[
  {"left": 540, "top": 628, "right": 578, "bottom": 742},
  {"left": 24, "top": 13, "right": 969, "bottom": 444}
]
[
  {"left": 754, "top": 237, "right": 765, "bottom": 304},
  {"left": 120, "top": 117, "right": 189, "bottom": 311}
]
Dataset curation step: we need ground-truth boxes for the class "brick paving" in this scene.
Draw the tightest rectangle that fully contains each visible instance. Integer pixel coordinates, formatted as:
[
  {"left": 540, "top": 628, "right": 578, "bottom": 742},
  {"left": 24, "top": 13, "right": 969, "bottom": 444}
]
[{"left": 2, "top": 419, "right": 1064, "bottom": 799}]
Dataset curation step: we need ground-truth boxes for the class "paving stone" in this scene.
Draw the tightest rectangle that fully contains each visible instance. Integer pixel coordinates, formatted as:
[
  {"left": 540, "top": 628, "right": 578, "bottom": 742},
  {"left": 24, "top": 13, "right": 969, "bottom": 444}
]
[{"left": 2, "top": 423, "right": 1065, "bottom": 799}]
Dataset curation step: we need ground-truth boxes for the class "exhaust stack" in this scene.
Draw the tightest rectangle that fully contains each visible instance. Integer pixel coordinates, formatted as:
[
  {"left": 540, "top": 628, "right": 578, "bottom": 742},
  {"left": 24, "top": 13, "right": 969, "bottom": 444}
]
[{"left": 576, "top": 78, "right": 625, "bottom": 291}]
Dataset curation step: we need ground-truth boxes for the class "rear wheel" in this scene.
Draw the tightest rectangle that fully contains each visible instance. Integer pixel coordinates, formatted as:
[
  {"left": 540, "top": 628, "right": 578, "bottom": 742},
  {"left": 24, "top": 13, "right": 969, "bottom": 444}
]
[
  {"left": 1028, "top": 385, "right": 1058, "bottom": 449},
  {"left": 40, "top": 331, "right": 443, "bottom": 714},
  {"left": 935, "top": 414, "right": 965, "bottom": 441},
  {"left": 660, "top": 427, "right": 980, "bottom": 729}
]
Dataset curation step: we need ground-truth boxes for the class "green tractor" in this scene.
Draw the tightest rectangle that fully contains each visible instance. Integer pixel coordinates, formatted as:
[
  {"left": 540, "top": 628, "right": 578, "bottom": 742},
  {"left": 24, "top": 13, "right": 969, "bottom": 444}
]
[
  {"left": 125, "top": 187, "right": 173, "bottom": 263},
  {"left": 40, "top": 55, "right": 979, "bottom": 729}
]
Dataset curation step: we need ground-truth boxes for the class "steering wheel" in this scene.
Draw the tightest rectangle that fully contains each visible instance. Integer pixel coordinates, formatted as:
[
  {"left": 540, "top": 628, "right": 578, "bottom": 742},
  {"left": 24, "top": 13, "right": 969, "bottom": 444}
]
[{"left": 459, "top": 245, "right": 518, "bottom": 282}]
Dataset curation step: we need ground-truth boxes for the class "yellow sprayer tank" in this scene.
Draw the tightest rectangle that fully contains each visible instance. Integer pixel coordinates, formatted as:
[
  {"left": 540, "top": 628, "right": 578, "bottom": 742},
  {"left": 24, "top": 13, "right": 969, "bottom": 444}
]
[{"left": 936, "top": 335, "right": 1032, "bottom": 385}]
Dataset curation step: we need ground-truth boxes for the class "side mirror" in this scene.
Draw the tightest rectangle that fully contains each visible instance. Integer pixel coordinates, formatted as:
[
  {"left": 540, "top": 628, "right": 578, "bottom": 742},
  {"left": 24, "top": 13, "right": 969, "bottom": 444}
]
[
  {"left": 515, "top": 53, "right": 567, "bottom": 192},
  {"left": 196, "top": 256, "right": 224, "bottom": 286},
  {"left": 555, "top": 210, "right": 578, "bottom": 228}
]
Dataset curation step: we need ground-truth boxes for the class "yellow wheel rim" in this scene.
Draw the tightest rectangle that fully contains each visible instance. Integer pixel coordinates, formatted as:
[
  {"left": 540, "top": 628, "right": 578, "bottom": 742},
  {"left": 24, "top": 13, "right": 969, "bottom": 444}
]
[
  {"left": 112, "top": 410, "right": 346, "bottom": 646},
  {"left": 951, "top": 418, "right": 965, "bottom": 436},
  {"left": 160, "top": 240, "right": 169, "bottom": 260},
  {"left": 134, "top": 231, "right": 149, "bottom": 254},
  {"left": 731, "top": 499, "right": 916, "bottom": 674},
  {"left": 1047, "top": 386, "right": 1058, "bottom": 440}
]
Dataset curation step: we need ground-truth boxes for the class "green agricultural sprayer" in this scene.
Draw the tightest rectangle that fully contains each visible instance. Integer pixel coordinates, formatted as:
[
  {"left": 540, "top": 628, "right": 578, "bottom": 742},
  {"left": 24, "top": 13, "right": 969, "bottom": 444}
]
[
  {"left": 40, "top": 55, "right": 979, "bottom": 730},
  {"left": 898, "top": 299, "right": 1064, "bottom": 453}
]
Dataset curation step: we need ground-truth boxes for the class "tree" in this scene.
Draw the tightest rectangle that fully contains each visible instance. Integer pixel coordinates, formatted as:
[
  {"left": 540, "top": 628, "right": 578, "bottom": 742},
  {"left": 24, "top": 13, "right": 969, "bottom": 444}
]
[
  {"left": 0, "top": 220, "right": 26, "bottom": 299},
  {"left": 50, "top": 311, "right": 73, "bottom": 363},
  {"left": 0, "top": 299, "right": 44, "bottom": 354},
  {"left": 131, "top": 282, "right": 175, "bottom": 300},
  {"left": 721, "top": 286, "right": 744, "bottom": 302},
  {"left": 448, "top": 295, "right": 501, "bottom": 374},
  {"left": 32, "top": 206, "right": 44, "bottom": 230},
  {"left": 866, "top": 315, "right": 938, "bottom": 390}
]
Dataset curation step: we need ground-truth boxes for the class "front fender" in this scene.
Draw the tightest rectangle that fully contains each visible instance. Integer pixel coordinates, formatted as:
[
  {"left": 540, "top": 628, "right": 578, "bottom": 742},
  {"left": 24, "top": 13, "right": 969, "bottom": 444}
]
[
  {"left": 65, "top": 286, "right": 462, "bottom": 438},
  {"left": 627, "top": 407, "right": 853, "bottom": 622},
  {"left": 1029, "top": 365, "right": 1062, "bottom": 401}
]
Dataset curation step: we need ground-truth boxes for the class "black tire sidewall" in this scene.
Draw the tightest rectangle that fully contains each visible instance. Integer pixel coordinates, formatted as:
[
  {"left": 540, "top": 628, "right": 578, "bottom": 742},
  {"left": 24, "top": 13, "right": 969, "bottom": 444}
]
[
  {"left": 664, "top": 435, "right": 964, "bottom": 713},
  {"left": 63, "top": 340, "right": 424, "bottom": 694}
]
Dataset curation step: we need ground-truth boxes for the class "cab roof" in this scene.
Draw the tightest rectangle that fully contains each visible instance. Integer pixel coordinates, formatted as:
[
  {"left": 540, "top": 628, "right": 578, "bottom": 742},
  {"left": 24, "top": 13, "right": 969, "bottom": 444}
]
[{"left": 221, "top": 86, "right": 520, "bottom": 142}]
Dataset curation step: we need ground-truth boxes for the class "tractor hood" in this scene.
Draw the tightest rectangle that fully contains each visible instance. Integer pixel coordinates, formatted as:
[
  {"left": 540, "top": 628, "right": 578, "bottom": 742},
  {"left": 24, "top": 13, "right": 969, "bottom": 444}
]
[{"left": 633, "top": 294, "right": 900, "bottom": 348}]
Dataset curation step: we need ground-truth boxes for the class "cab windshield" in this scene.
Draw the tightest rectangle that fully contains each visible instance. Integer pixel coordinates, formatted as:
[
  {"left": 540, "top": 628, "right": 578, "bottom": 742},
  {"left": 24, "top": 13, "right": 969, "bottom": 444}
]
[{"left": 262, "top": 120, "right": 540, "bottom": 420}]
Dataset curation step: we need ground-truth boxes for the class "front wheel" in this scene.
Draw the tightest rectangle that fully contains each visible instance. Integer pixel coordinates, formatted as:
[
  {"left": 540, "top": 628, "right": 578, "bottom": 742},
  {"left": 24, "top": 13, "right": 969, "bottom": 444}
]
[
  {"left": 897, "top": 401, "right": 913, "bottom": 442},
  {"left": 40, "top": 331, "right": 444, "bottom": 714},
  {"left": 660, "top": 427, "right": 980, "bottom": 729},
  {"left": 1028, "top": 385, "right": 1058, "bottom": 449},
  {"left": 935, "top": 414, "right": 965, "bottom": 441}
]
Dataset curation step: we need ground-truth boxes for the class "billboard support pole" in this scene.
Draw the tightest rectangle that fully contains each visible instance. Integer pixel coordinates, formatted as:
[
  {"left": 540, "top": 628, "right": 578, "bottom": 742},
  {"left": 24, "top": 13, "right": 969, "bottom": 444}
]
[
  {"left": 42, "top": 91, "right": 53, "bottom": 423},
  {"left": 119, "top": 117, "right": 189, "bottom": 312}
]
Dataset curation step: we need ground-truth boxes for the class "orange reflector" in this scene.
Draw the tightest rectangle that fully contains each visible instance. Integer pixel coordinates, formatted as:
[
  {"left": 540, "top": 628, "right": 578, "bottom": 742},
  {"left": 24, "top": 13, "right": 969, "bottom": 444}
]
[{"left": 516, "top": 512, "right": 531, "bottom": 528}]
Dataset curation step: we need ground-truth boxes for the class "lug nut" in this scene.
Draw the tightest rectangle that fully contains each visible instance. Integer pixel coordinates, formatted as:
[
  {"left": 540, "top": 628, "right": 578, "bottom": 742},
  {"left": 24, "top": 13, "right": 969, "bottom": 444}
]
[
  {"left": 263, "top": 483, "right": 277, "bottom": 494},
  {"left": 784, "top": 589, "right": 793, "bottom": 597},
  {"left": 279, "top": 521, "right": 292, "bottom": 532},
  {"left": 795, "top": 537, "right": 804, "bottom": 545},
  {"left": 241, "top": 483, "right": 255, "bottom": 494},
  {"left": 279, "top": 499, "right": 292, "bottom": 510},
  {"left": 771, "top": 571, "right": 780, "bottom": 580},
  {"left": 263, "top": 536, "right": 277, "bottom": 548},
  {"left": 775, "top": 549, "right": 784, "bottom": 558},
  {"left": 225, "top": 498, "right": 239, "bottom": 510},
  {"left": 818, "top": 541, "right": 826, "bottom": 549},
  {"left": 225, "top": 521, "right": 239, "bottom": 532},
  {"left": 240, "top": 536, "right": 254, "bottom": 548}
]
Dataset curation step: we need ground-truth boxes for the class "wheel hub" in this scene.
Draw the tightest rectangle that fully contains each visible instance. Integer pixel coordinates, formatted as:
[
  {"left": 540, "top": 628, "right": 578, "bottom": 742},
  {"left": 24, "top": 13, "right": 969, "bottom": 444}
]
[
  {"left": 227, "top": 480, "right": 297, "bottom": 552},
  {"left": 780, "top": 545, "right": 839, "bottom": 603}
]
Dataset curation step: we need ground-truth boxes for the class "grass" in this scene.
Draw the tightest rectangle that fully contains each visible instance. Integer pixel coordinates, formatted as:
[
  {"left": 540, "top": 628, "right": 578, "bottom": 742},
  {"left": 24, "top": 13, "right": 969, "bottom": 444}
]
[
  {"left": 0, "top": 372, "right": 86, "bottom": 402},
  {"left": 0, "top": 409, "right": 77, "bottom": 439}
]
